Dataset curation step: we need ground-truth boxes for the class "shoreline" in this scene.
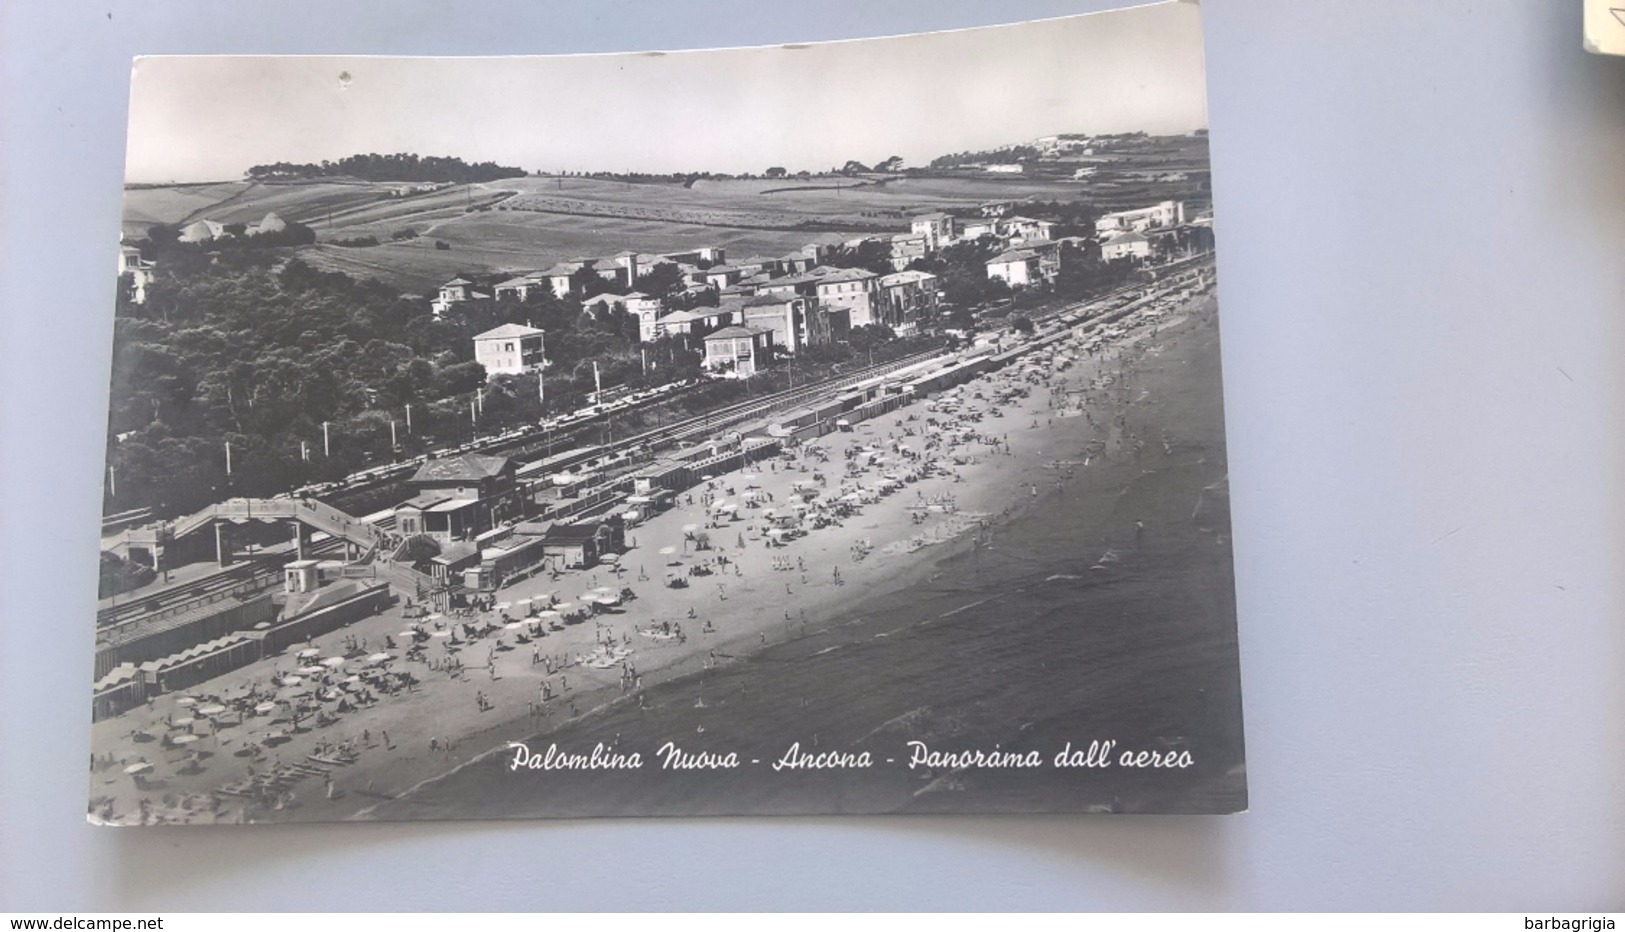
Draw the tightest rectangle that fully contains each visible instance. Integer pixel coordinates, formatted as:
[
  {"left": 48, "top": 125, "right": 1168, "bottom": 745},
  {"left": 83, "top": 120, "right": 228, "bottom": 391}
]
[{"left": 89, "top": 287, "right": 1222, "bottom": 825}]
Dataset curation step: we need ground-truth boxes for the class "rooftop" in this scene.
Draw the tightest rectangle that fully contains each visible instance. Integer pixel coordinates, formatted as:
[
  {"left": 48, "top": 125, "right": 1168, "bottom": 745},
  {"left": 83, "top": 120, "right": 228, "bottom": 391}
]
[
  {"left": 474, "top": 323, "right": 545, "bottom": 341},
  {"left": 816, "top": 267, "right": 878, "bottom": 284},
  {"left": 988, "top": 250, "right": 1039, "bottom": 264},
  {"left": 1103, "top": 231, "right": 1150, "bottom": 244},
  {"left": 411, "top": 453, "right": 512, "bottom": 484},
  {"left": 705, "top": 326, "right": 772, "bottom": 341}
]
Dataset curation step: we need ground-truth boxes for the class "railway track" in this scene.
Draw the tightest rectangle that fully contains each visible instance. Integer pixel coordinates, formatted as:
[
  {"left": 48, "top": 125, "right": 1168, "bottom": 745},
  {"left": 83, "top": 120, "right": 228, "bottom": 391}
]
[{"left": 96, "top": 536, "right": 345, "bottom": 630}]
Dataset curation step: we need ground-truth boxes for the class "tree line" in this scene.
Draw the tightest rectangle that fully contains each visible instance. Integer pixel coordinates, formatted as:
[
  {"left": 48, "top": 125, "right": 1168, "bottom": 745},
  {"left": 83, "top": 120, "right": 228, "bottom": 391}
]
[{"left": 246, "top": 153, "right": 527, "bottom": 184}]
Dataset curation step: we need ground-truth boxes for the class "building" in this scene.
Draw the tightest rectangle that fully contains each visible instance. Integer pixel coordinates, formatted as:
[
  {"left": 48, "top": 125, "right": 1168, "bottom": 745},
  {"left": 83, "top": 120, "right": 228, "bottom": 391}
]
[
  {"left": 598, "top": 252, "right": 641, "bottom": 290},
  {"left": 775, "top": 252, "right": 817, "bottom": 275},
  {"left": 1100, "top": 230, "right": 1152, "bottom": 261},
  {"left": 887, "top": 233, "right": 929, "bottom": 271},
  {"left": 986, "top": 249, "right": 1044, "bottom": 287},
  {"left": 493, "top": 272, "right": 549, "bottom": 302},
  {"left": 536, "top": 518, "right": 624, "bottom": 569},
  {"left": 541, "top": 262, "right": 585, "bottom": 299},
  {"left": 798, "top": 234, "right": 847, "bottom": 265},
  {"left": 814, "top": 267, "right": 882, "bottom": 332},
  {"left": 117, "top": 245, "right": 156, "bottom": 304},
  {"left": 910, "top": 212, "right": 956, "bottom": 252},
  {"left": 876, "top": 270, "right": 940, "bottom": 333},
  {"left": 1095, "top": 200, "right": 1186, "bottom": 235},
  {"left": 734, "top": 256, "right": 778, "bottom": 278},
  {"left": 702, "top": 265, "right": 746, "bottom": 290},
  {"left": 396, "top": 454, "right": 522, "bottom": 545},
  {"left": 660, "top": 246, "right": 726, "bottom": 267},
  {"left": 654, "top": 306, "right": 735, "bottom": 341},
  {"left": 177, "top": 219, "right": 226, "bottom": 243},
  {"left": 1003, "top": 216, "right": 1056, "bottom": 243},
  {"left": 583, "top": 292, "right": 664, "bottom": 341},
  {"left": 473, "top": 323, "right": 546, "bottom": 379},
  {"left": 249, "top": 212, "right": 286, "bottom": 236},
  {"left": 738, "top": 292, "right": 812, "bottom": 353},
  {"left": 432, "top": 277, "right": 491, "bottom": 316},
  {"left": 957, "top": 218, "right": 999, "bottom": 241},
  {"left": 702, "top": 326, "right": 775, "bottom": 377}
]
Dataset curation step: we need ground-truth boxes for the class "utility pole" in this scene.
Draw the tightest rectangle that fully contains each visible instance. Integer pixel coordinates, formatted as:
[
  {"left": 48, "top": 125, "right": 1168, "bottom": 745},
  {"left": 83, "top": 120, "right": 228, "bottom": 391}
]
[
  {"left": 405, "top": 404, "right": 412, "bottom": 433},
  {"left": 593, "top": 360, "right": 602, "bottom": 403},
  {"left": 390, "top": 419, "right": 398, "bottom": 450},
  {"left": 323, "top": 421, "right": 331, "bottom": 457},
  {"left": 224, "top": 441, "right": 232, "bottom": 476}
]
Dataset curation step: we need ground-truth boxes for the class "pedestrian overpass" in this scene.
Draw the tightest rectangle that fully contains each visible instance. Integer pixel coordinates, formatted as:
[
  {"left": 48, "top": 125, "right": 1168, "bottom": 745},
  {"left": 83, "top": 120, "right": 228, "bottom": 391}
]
[{"left": 104, "top": 497, "right": 446, "bottom": 601}]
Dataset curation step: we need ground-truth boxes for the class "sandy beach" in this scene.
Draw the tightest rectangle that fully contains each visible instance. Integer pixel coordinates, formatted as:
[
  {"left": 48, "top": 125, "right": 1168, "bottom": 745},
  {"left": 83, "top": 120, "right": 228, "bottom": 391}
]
[{"left": 88, "top": 281, "right": 1227, "bottom": 824}]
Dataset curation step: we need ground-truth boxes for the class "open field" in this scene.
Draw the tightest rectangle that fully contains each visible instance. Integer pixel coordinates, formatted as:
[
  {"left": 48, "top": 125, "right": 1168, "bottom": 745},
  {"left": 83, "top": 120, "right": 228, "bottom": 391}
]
[
  {"left": 123, "top": 144, "right": 1211, "bottom": 293},
  {"left": 298, "top": 214, "right": 847, "bottom": 294}
]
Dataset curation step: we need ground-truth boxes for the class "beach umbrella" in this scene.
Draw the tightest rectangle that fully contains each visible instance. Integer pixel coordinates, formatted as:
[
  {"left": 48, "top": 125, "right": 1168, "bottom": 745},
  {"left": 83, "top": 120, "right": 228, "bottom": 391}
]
[
  {"left": 504, "top": 621, "right": 525, "bottom": 630},
  {"left": 297, "top": 666, "right": 323, "bottom": 675},
  {"left": 281, "top": 676, "right": 304, "bottom": 686},
  {"left": 297, "top": 649, "right": 321, "bottom": 660},
  {"left": 367, "top": 652, "right": 391, "bottom": 664},
  {"left": 197, "top": 704, "right": 227, "bottom": 717},
  {"left": 175, "top": 696, "right": 197, "bottom": 707},
  {"left": 537, "top": 610, "right": 561, "bottom": 620},
  {"left": 254, "top": 702, "right": 277, "bottom": 715},
  {"left": 600, "top": 553, "right": 619, "bottom": 565},
  {"left": 342, "top": 675, "right": 361, "bottom": 685},
  {"left": 432, "top": 631, "right": 451, "bottom": 638},
  {"left": 398, "top": 631, "right": 418, "bottom": 639},
  {"left": 124, "top": 761, "right": 152, "bottom": 775},
  {"left": 496, "top": 602, "right": 512, "bottom": 611},
  {"left": 659, "top": 546, "right": 677, "bottom": 556},
  {"left": 322, "top": 657, "right": 346, "bottom": 668},
  {"left": 171, "top": 734, "right": 200, "bottom": 746},
  {"left": 682, "top": 524, "right": 698, "bottom": 533}
]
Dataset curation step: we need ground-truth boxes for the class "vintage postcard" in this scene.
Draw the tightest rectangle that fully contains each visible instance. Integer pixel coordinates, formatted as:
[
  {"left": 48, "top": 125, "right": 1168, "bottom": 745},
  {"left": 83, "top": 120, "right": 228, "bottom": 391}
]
[{"left": 92, "top": 1, "right": 1244, "bottom": 823}]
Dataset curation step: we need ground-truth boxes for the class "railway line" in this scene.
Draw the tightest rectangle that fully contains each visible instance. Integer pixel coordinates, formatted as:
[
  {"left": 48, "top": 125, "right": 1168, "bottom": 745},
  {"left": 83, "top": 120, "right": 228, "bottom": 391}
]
[{"left": 99, "top": 256, "right": 1212, "bottom": 628}]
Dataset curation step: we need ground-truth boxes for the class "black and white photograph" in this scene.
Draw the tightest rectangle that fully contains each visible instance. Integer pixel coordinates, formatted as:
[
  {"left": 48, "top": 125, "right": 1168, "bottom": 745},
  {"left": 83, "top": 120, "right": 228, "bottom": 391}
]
[{"left": 89, "top": 0, "right": 1244, "bottom": 824}]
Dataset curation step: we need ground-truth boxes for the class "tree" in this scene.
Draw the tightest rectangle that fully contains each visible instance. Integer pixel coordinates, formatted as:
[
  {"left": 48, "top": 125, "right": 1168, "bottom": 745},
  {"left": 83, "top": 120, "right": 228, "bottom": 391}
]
[
  {"left": 765, "top": 166, "right": 787, "bottom": 178},
  {"left": 875, "top": 155, "right": 904, "bottom": 173},
  {"left": 827, "top": 240, "right": 893, "bottom": 276},
  {"left": 1010, "top": 315, "right": 1035, "bottom": 336},
  {"left": 638, "top": 262, "right": 687, "bottom": 300},
  {"left": 840, "top": 160, "right": 871, "bottom": 175}
]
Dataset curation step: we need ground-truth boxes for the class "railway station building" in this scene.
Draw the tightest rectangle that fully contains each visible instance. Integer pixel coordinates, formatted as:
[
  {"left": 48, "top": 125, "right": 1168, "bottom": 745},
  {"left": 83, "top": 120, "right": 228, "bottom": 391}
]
[{"left": 396, "top": 454, "right": 523, "bottom": 544}]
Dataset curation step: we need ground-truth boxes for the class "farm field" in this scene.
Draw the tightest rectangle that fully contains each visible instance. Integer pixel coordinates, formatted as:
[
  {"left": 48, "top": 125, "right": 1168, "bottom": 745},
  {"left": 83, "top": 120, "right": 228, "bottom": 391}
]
[
  {"left": 122, "top": 145, "right": 1212, "bottom": 294},
  {"left": 120, "top": 182, "right": 251, "bottom": 237},
  {"left": 297, "top": 212, "right": 839, "bottom": 294}
]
